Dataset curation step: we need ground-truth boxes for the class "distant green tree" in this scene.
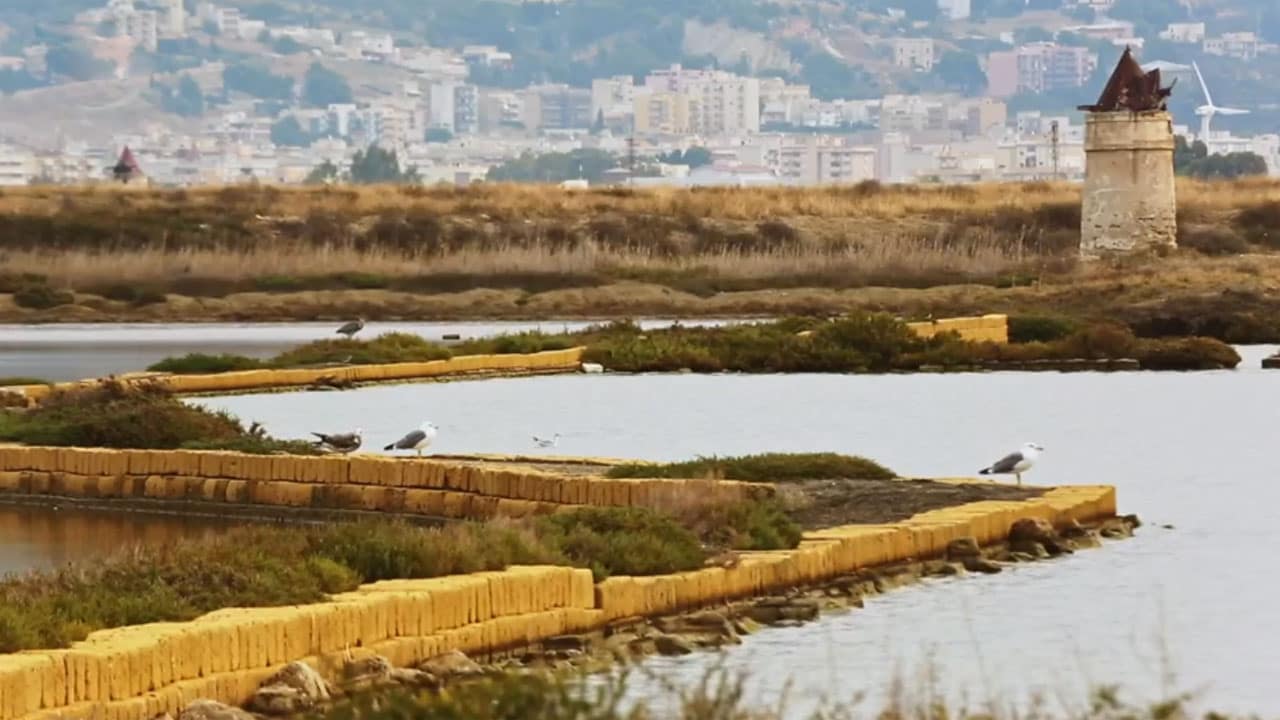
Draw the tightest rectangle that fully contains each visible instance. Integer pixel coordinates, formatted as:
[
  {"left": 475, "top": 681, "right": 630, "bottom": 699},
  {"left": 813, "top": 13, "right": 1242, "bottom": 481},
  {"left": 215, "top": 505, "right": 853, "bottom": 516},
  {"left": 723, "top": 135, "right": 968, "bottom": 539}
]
[
  {"left": 657, "top": 147, "right": 713, "bottom": 168},
  {"left": 425, "top": 127, "right": 454, "bottom": 143},
  {"left": 223, "top": 62, "right": 293, "bottom": 100},
  {"left": 1174, "top": 135, "right": 1268, "bottom": 179},
  {"left": 46, "top": 45, "right": 113, "bottom": 81},
  {"left": 270, "top": 116, "right": 312, "bottom": 147},
  {"left": 487, "top": 149, "right": 619, "bottom": 183},
  {"left": 159, "top": 74, "right": 205, "bottom": 117},
  {"left": 797, "top": 51, "right": 879, "bottom": 101},
  {"left": 302, "top": 62, "right": 352, "bottom": 107},
  {"left": 271, "top": 36, "right": 305, "bottom": 55},
  {"left": 932, "top": 51, "right": 985, "bottom": 95},
  {"left": 349, "top": 145, "right": 418, "bottom": 184},
  {"left": 592, "top": 109, "right": 605, "bottom": 135},
  {"left": 305, "top": 160, "right": 340, "bottom": 184}
]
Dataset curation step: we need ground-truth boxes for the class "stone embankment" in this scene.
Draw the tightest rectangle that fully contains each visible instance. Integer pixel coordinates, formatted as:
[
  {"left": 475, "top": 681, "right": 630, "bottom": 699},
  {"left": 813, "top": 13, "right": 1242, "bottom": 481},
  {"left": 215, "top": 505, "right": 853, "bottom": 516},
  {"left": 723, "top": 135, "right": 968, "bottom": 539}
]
[
  {"left": 0, "top": 315, "right": 1012, "bottom": 407},
  {"left": 0, "top": 451, "right": 1118, "bottom": 720}
]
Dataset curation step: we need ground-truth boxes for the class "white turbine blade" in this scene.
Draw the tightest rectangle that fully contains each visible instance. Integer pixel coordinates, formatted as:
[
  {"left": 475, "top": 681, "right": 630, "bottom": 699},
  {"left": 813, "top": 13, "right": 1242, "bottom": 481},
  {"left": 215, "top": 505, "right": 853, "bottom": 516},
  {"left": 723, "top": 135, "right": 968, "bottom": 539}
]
[
  {"left": 1218, "top": 107, "right": 1250, "bottom": 115},
  {"left": 1193, "top": 61, "right": 1214, "bottom": 107}
]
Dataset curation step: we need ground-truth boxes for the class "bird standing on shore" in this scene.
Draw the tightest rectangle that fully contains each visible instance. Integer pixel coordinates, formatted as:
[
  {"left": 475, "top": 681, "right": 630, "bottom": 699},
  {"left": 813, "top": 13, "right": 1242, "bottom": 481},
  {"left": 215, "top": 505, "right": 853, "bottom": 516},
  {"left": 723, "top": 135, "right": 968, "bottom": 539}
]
[
  {"left": 384, "top": 422, "right": 438, "bottom": 456},
  {"left": 979, "top": 443, "right": 1044, "bottom": 485},
  {"left": 532, "top": 433, "right": 561, "bottom": 449},
  {"left": 311, "top": 429, "right": 363, "bottom": 454},
  {"left": 336, "top": 319, "right": 365, "bottom": 339}
]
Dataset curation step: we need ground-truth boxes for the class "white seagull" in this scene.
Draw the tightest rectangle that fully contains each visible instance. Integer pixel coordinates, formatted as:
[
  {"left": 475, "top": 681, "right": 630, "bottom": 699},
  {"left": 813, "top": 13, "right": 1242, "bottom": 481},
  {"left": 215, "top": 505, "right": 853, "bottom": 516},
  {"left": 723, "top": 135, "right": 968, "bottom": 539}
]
[
  {"left": 384, "top": 422, "right": 438, "bottom": 456},
  {"left": 979, "top": 442, "right": 1044, "bottom": 485},
  {"left": 532, "top": 433, "right": 561, "bottom": 449},
  {"left": 311, "top": 428, "right": 363, "bottom": 453}
]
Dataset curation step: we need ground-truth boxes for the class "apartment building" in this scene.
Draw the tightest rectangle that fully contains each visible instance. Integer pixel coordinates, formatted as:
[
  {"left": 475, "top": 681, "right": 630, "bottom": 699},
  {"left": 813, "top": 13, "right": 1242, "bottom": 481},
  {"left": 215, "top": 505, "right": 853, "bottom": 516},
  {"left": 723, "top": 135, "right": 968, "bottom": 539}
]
[
  {"left": 0, "top": 145, "right": 37, "bottom": 186},
  {"left": 590, "top": 76, "right": 636, "bottom": 127},
  {"left": 643, "top": 65, "right": 760, "bottom": 135},
  {"left": 937, "top": 0, "right": 970, "bottom": 21},
  {"left": 987, "top": 43, "right": 1096, "bottom": 97},
  {"left": 633, "top": 92, "right": 694, "bottom": 135},
  {"left": 892, "top": 38, "right": 935, "bottom": 71},
  {"left": 1160, "top": 23, "right": 1205, "bottom": 44},
  {"left": 429, "top": 82, "right": 479, "bottom": 135},
  {"left": 1204, "top": 32, "right": 1262, "bottom": 60},
  {"left": 520, "top": 84, "right": 593, "bottom": 131}
]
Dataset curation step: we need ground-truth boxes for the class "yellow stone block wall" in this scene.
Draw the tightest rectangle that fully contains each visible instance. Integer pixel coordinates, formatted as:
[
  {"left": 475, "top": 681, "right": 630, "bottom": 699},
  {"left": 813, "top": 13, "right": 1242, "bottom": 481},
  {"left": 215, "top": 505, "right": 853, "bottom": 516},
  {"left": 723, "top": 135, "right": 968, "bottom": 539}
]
[
  {"left": 0, "top": 483, "right": 1116, "bottom": 720},
  {"left": 907, "top": 314, "right": 1009, "bottom": 344}
]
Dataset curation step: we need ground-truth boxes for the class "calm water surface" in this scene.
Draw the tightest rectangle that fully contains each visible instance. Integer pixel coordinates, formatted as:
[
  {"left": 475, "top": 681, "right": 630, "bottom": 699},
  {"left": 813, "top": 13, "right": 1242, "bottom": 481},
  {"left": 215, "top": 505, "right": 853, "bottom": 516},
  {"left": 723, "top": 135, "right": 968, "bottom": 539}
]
[
  {"left": 2, "top": 344, "right": 1276, "bottom": 714},
  {"left": 0, "top": 318, "right": 746, "bottom": 381},
  {"left": 190, "top": 346, "right": 1279, "bottom": 715}
]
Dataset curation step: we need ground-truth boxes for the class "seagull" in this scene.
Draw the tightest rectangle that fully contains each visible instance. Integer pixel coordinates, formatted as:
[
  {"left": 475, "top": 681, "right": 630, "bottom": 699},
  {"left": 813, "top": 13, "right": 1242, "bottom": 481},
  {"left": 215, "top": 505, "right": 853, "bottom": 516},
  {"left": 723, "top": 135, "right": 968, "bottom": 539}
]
[
  {"left": 311, "top": 428, "right": 362, "bottom": 453},
  {"left": 532, "top": 433, "right": 561, "bottom": 448},
  {"left": 384, "top": 422, "right": 438, "bottom": 457},
  {"left": 336, "top": 319, "right": 365, "bottom": 339},
  {"left": 979, "top": 442, "right": 1044, "bottom": 486}
]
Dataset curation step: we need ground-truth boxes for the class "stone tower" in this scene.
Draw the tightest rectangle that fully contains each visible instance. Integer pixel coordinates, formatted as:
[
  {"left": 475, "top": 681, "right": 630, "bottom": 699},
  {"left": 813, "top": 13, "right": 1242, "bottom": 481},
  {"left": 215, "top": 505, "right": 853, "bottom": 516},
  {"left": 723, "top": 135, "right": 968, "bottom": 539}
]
[{"left": 1078, "top": 48, "right": 1177, "bottom": 258}]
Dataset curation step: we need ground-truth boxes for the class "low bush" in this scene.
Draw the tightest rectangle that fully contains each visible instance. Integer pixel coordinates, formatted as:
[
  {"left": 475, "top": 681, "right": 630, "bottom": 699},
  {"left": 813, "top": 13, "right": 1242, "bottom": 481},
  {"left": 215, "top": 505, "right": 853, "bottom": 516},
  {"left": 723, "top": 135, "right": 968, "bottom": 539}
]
[
  {"left": 97, "top": 284, "right": 168, "bottom": 306},
  {"left": 1008, "top": 315, "right": 1078, "bottom": 343},
  {"left": 148, "top": 353, "right": 267, "bottom": 374},
  {"left": 536, "top": 507, "right": 706, "bottom": 580},
  {"left": 1134, "top": 337, "right": 1241, "bottom": 370},
  {"left": 0, "top": 272, "right": 47, "bottom": 293},
  {"left": 452, "top": 331, "right": 576, "bottom": 355},
  {"left": 13, "top": 283, "right": 74, "bottom": 309},
  {"left": 1178, "top": 226, "right": 1251, "bottom": 256},
  {"left": 0, "top": 380, "right": 295, "bottom": 450},
  {"left": 691, "top": 498, "right": 803, "bottom": 551},
  {"left": 271, "top": 332, "right": 453, "bottom": 366},
  {"left": 0, "top": 377, "right": 49, "bottom": 386},
  {"left": 607, "top": 452, "right": 895, "bottom": 482}
]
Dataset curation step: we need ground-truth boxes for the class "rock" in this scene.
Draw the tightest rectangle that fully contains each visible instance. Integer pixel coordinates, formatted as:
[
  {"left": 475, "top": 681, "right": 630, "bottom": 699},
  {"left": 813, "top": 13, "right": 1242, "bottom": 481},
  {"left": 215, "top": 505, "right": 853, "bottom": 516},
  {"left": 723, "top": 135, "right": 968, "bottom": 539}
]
[
  {"left": 344, "top": 655, "right": 393, "bottom": 686},
  {"left": 389, "top": 668, "right": 441, "bottom": 689},
  {"left": 924, "top": 560, "right": 963, "bottom": 577},
  {"left": 179, "top": 701, "right": 256, "bottom": 720},
  {"left": 653, "top": 634, "right": 695, "bottom": 656},
  {"left": 543, "top": 634, "right": 593, "bottom": 652},
  {"left": 580, "top": 362, "right": 604, "bottom": 374},
  {"left": 1009, "top": 540, "right": 1050, "bottom": 559},
  {"left": 1008, "top": 551, "right": 1037, "bottom": 562},
  {"left": 1071, "top": 531, "right": 1103, "bottom": 549},
  {"left": 1009, "top": 518, "right": 1056, "bottom": 545},
  {"left": 419, "top": 650, "right": 483, "bottom": 680},
  {"left": 731, "top": 617, "right": 762, "bottom": 636},
  {"left": 961, "top": 557, "right": 1003, "bottom": 574},
  {"left": 778, "top": 600, "right": 820, "bottom": 622},
  {"left": 265, "top": 661, "right": 330, "bottom": 700},
  {"left": 945, "top": 537, "right": 982, "bottom": 560},
  {"left": 249, "top": 685, "right": 312, "bottom": 716},
  {"left": 1098, "top": 517, "right": 1136, "bottom": 539}
]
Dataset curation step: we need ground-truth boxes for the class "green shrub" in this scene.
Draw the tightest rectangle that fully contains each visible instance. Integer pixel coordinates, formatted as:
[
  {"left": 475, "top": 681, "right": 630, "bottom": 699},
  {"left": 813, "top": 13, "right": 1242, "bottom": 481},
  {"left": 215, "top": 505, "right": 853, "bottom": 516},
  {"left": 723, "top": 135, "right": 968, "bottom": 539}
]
[
  {"left": 1009, "top": 315, "right": 1078, "bottom": 343},
  {"left": 272, "top": 332, "right": 452, "bottom": 366},
  {"left": 536, "top": 507, "right": 706, "bottom": 580},
  {"left": 331, "top": 271, "right": 391, "bottom": 289},
  {"left": 148, "top": 353, "right": 267, "bottom": 374},
  {"left": 452, "top": 331, "right": 576, "bottom": 355},
  {"left": 98, "top": 284, "right": 167, "bottom": 305},
  {"left": 695, "top": 499, "right": 802, "bottom": 551},
  {"left": 607, "top": 452, "right": 895, "bottom": 482},
  {"left": 13, "top": 283, "right": 74, "bottom": 309},
  {"left": 253, "top": 274, "right": 306, "bottom": 292},
  {"left": 0, "top": 377, "right": 50, "bottom": 387}
]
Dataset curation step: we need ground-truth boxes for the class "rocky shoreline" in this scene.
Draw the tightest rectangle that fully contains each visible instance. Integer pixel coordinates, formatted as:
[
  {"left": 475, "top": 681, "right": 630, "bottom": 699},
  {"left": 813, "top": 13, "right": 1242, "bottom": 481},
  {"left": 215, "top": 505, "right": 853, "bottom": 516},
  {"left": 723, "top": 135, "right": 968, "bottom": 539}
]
[{"left": 165, "top": 515, "right": 1140, "bottom": 720}]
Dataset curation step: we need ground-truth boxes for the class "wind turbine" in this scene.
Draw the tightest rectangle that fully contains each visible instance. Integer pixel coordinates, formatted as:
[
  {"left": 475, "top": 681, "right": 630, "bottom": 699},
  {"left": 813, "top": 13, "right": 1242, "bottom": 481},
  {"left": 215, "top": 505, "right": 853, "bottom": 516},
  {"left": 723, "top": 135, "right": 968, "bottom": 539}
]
[{"left": 1193, "top": 61, "right": 1248, "bottom": 141}]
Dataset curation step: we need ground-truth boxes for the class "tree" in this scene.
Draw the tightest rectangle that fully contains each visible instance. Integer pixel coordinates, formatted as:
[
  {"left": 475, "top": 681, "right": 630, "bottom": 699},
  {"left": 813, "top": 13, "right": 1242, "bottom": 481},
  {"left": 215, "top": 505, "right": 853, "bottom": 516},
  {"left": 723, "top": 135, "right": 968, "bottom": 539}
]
[
  {"left": 591, "top": 109, "right": 605, "bottom": 135},
  {"left": 932, "top": 52, "right": 985, "bottom": 95},
  {"left": 270, "top": 116, "right": 312, "bottom": 147},
  {"left": 349, "top": 145, "right": 418, "bottom": 184},
  {"left": 657, "top": 147, "right": 713, "bottom": 168},
  {"left": 302, "top": 62, "right": 352, "bottom": 107},
  {"left": 486, "top": 149, "right": 619, "bottom": 183},
  {"left": 223, "top": 62, "right": 293, "bottom": 100},
  {"left": 271, "top": 36, "right": 305, "bottom": 55},
  {"left": 305, "top": 160, "right": 340, "bottom": 184},
  {"left": 46, "top": 45, "right": 113, "bottom": 81},
  {"left": 160, "top": 74, "right": 204, "bottom": 117},
  {"left": 425, "top": 127, "right": 454, "bottom": 143},
  {"left": 1174, "top": 135, "right": 1268, "bottom": 179}
]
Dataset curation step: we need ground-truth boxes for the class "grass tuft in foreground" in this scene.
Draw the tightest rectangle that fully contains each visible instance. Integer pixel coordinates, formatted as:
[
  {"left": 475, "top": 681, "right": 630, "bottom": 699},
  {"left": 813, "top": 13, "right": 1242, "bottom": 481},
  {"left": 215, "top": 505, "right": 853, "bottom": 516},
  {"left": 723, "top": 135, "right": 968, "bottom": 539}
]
[
  {"left": 0, "top": 499, "right": 801, "bottom": 652},
  {"left": 607, "top": 453, "right": 896, "bottom": 482}
]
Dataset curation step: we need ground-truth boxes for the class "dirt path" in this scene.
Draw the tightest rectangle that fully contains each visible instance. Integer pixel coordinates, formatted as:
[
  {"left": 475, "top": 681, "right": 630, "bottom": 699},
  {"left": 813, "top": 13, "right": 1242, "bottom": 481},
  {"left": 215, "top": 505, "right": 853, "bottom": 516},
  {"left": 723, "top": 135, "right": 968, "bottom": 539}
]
[{"left": 785, "top": 477, "right": 1042, "bottom": 529}]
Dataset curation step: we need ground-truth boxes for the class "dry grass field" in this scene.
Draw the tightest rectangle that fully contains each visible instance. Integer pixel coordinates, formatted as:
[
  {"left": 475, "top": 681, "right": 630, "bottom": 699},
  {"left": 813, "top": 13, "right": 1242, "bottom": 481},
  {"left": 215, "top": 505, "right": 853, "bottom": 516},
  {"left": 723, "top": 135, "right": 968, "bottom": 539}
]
[{"left": 2, "top": 179, "right": 1280, "bottom": 336}]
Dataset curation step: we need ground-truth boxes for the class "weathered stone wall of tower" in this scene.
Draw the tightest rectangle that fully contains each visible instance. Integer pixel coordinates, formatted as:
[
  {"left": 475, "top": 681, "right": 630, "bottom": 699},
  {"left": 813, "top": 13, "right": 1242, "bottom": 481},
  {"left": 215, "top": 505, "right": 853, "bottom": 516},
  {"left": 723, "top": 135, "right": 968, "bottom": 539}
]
[{"left": 1080, "top": 110, "right": 1177, "bottom": 258}]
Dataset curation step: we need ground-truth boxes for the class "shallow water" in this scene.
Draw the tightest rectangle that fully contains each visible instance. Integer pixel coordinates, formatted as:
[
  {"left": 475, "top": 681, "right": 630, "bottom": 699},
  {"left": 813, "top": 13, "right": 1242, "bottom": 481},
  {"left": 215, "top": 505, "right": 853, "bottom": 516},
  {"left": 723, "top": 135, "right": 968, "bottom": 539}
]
[
  {"left": 191, "top": 345, "right": 1280, "bottom": 715},
  {"left": 3, "top": 345, "right": 1278, "bottom": 714},
  {"left": 0, "top": 318, "right": 745, "bottom": 381}
]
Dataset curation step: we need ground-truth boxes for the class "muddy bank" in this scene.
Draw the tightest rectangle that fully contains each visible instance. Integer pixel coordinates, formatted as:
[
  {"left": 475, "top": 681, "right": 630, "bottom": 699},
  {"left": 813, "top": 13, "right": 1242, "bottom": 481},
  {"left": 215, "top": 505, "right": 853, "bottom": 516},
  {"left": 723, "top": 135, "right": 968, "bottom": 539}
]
[
  {"left": 5, "top": 258, "right": 1280, "bottom": 342},
  {"left": 785, "top": 478, "right": 1042, "bottom": 530}
]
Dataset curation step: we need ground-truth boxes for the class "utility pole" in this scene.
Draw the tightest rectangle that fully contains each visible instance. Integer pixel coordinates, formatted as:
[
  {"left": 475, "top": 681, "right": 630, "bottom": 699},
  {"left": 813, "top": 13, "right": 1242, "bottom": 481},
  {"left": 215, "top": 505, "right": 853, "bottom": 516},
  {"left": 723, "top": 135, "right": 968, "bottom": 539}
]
[
  {"left": 1050, "top": 120, "right": 1060, "bottom": 180},
  {"left": 626, "top": 134, "right": 636, "bottom": 186}
]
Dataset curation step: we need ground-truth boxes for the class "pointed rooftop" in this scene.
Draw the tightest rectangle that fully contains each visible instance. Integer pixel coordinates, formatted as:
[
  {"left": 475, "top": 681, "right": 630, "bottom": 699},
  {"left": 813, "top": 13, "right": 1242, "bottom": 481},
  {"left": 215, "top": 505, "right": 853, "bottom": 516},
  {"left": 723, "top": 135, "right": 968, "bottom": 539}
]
[{"left": 1078, "top": 47, "right": 1174, "bottom": 113}]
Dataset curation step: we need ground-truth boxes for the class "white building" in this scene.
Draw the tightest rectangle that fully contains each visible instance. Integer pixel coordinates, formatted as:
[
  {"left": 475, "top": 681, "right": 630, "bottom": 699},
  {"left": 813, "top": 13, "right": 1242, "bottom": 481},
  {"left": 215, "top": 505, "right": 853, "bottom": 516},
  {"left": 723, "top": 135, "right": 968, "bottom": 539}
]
[
  {"left": 643, "top": 65, "right": 760, "bottom": 135},
  {"left": 0, "top": 144, "right": 37, "bottom": 186},
  {"left": 937, "top": 0, "right": 970, "bottom": 21},
  {"left": 1204, "top": 32, "right": 1261, "bottom": 60},
  {"left": 429, "top": 82, "right": 479, "bottom": 135},
  {"left": 892, "top": 38, "right": 935, "bottom": 71},
  {"left": 591, "top": 76, "right": 636, "bottom": 127},
  {"left": 1159, "top": 22, "right": 1205, "bottom": 44}
]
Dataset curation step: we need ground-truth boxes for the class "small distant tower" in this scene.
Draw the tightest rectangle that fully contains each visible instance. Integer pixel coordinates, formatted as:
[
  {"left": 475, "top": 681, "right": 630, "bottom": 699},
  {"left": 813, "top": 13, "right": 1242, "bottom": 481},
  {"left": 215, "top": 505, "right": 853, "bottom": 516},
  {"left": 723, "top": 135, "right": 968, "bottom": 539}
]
[
  {"left": 1077, "top": 48, "right": 1178, "bottom": 259},
  {"left": 111, "top": 146, "right": 144, "bottom": 184}
]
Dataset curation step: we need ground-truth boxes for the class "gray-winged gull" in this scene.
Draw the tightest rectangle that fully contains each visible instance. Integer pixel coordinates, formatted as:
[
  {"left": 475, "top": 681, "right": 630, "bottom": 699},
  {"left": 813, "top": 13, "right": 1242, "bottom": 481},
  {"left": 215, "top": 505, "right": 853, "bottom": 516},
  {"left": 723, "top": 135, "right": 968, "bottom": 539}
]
[
  {"left": 384, "top": 422, "right": 438, "bottom": 456},
  {"left": 312, "top": 428, "right": 363, "bottom": 453},
  {"left": 979, "top": 442, "right": 1043, "bottom": 485},
  {"left": 336, "top": 319, "right": 365, "bottom": 339},
  {"left": 532, "top": 433, "right": 561, "bottom": 448}
]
